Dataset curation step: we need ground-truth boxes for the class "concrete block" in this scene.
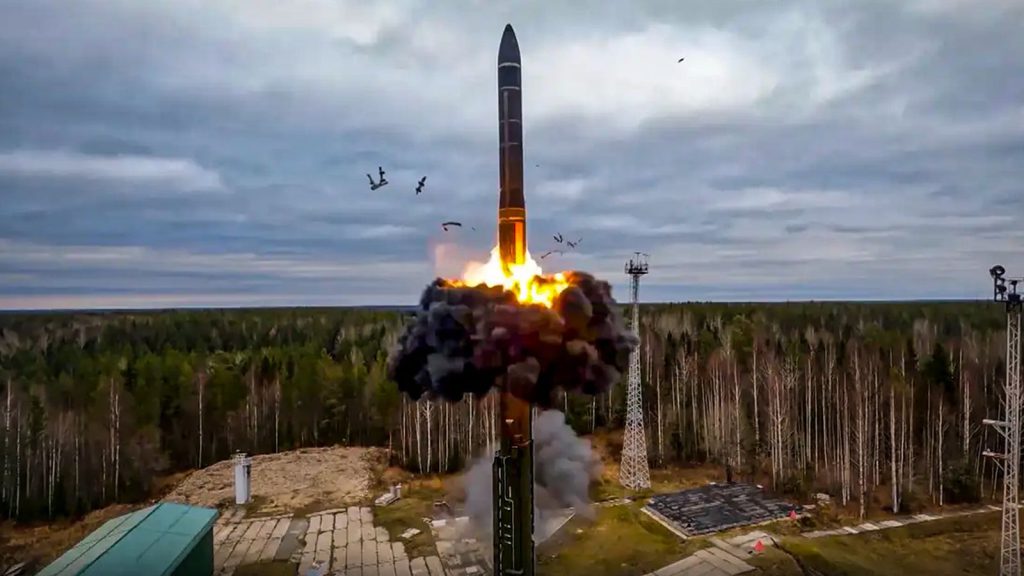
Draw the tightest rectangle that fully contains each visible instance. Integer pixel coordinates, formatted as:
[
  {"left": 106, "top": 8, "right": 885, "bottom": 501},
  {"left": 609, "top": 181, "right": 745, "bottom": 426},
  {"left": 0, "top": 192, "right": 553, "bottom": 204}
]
[
  {"left": 410, "top": 557, "right": 429, "bottom": 576},
  {"left": 347, "top": 542, "right": 363, "bottom": 568},
  {"left": 425, "top": 555, "right": 446, "bottom": 576},
  {"left": 259, "top": 537, "right": 281, "bottom": 562},
  {"left": 395, "top": 559, "right": 413, "bottom": 576},
  {"left": 378, "top": 541, "right": 395, "bottom": 563},
  {"left": 317, "top": 530, "right": 333, "bottom": 552},
  {"left": 362, "top": 539, "right": 379, "bottom": 565}
]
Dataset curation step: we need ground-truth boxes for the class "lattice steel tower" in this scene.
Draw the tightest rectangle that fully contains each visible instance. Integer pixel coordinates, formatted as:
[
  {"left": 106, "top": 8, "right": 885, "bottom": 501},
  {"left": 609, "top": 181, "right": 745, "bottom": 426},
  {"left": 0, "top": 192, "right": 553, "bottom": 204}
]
[
  {"left": 620, "top": 252, "right": 651, "bottom": 490},
  {"left": 983, "top": 265, "right": 1022, "bottom": 576}
]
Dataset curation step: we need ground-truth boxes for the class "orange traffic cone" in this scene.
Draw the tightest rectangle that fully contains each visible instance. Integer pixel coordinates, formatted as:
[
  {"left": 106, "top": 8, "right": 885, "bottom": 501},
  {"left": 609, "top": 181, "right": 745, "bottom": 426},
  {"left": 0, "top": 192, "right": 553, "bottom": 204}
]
[{"left": 753, "top": 540, "right": 765, "bottom": 553}]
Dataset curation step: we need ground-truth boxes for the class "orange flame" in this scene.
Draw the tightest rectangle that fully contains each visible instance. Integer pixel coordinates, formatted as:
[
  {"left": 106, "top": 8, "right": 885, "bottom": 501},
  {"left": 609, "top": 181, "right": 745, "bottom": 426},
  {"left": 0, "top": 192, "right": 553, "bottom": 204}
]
[{"left": 448, "top": 246, "right": 571, "bottom": 308}]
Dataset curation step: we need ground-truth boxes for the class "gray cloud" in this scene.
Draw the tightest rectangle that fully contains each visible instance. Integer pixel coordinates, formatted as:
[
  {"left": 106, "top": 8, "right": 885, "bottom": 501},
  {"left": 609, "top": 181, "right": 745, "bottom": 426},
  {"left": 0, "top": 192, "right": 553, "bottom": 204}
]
[
  {"left": 0, "top": 0, "right": 1022, "bottom": 309},
  {"left": 0, "top": 150, "right": 225, "bottom": 192}
]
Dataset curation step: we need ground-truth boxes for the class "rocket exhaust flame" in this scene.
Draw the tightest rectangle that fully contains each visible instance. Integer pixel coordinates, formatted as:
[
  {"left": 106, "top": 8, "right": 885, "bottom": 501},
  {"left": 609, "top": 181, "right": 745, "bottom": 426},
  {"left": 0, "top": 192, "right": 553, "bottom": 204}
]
[{"left": 450, "top": 246, "right": 571, "bottom": 308}]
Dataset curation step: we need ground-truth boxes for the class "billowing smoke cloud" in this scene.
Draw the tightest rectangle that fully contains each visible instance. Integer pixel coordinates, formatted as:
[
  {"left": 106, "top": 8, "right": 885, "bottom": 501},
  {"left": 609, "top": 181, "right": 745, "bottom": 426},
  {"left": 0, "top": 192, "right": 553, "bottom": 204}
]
[
  {"left": 387, "top": 271, "right": 637, "bottom": 407},
  {"left": 463, "top": 409, "right": 600, "bottom": 541}
]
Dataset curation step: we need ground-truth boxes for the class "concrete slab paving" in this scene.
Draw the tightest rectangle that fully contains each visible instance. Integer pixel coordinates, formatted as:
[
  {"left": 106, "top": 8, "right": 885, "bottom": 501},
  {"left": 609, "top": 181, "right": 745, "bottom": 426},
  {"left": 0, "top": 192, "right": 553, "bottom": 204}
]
[
  {"left": 652, "top": 554, "right": 702, "bottom": 576},
  {"left": 363, "top": 524, "right": 377, "bottom": 541},
  {"left": 347, "top": 542, "right": 363, "bottom": 568},
  {"left": 225, "top": 539, "right": 254, "bottom": 568},
  {"left": 395, "top": 559, "right": 413, "bottom": 576},
  {"left": 709, "top": 537, "right": 750, "bottom": 561},
  {"left": 379, "top": 541, "right": 395, "bottom": 563},
  {"left": 259, "top": 538, "right": 281, "bottom": 562},
  {"left": 363, "top": 539, "right": 379, "bottom": 566},
  {"left": 349, "top": 524, "right": 364, "bottom": 544},
  {"left": 322, "top": 513, "right": 335, "bottom": 532},
  {"left": 242, "top": 521, "right": 263, "bottom": 540},
  {"left": 702, "top": 548, "right": 754, "bottom": 574},
  {"left": 317, "top": 530, "right": 333, "bottom": 552},
  {"left": 272, "top": 518, "right": 291, "bottom": 538},
  {"left": 410, "top": 557, "right": 429, "bottom": 576},
  {"left": 678, "top": 562, "right": 719, "bottom": 576},
  {"left": 425, "top": 555, "right": 446, "bottom": 576}
]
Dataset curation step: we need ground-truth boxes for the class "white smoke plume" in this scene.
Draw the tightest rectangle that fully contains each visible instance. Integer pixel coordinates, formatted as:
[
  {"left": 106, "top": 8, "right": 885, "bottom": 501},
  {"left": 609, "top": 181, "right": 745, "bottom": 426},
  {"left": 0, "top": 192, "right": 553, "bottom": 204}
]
[{"left": 462, "top": 409, "right": 600, "bottom": 543}]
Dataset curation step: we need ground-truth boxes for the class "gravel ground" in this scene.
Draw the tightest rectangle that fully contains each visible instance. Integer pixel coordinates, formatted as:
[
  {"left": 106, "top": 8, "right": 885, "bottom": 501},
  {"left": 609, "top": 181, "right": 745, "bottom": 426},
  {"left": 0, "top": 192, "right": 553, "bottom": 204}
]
[{"left": 163, "top": 446, "right": 385, "bottom": 514}]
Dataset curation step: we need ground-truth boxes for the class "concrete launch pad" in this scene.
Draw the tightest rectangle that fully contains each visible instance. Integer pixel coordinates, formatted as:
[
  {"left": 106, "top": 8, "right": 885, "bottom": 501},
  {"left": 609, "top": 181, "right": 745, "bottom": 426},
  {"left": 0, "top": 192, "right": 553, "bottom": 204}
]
[{"left": 644, "top": 484, "right": 799, "bottom": 537}]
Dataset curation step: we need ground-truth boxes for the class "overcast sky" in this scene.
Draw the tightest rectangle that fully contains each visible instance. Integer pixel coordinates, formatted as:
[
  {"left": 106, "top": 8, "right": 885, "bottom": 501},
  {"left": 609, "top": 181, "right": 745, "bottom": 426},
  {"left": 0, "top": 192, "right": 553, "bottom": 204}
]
[{"left": 1, "top": 0, "right": 1023, "bottom": 309}]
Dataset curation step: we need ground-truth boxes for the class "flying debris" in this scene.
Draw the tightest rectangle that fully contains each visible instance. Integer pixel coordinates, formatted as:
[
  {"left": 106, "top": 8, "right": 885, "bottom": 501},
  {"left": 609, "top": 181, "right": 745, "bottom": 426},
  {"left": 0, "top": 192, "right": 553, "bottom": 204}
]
[
  {"left": 566, "top": 238, "right": 582, "bottom": 249},
  {"left": 553, "top": 234, "right": 563, "bottom": 244},
  {"left": 677, "top": 57, "right": 685, "bottom": 63},
  {"left": 367, "top": 166, "right": 389, "bottom": 191},
  {"left": 416, "top": 176, "right": 427, "bottom": 195},
  {"left": 540, "top": 250, "right": 564, "bottom": 260},
  {"left": 441, "top": 221, "right": 463, "bottom": 231}
]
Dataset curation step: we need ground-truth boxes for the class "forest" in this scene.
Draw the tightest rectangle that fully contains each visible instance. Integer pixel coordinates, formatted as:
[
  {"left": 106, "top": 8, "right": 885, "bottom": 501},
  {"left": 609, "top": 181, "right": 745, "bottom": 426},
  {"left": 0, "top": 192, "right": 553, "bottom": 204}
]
[{"left": 0, "top": 300, "right": 1012, "bottom": 523}]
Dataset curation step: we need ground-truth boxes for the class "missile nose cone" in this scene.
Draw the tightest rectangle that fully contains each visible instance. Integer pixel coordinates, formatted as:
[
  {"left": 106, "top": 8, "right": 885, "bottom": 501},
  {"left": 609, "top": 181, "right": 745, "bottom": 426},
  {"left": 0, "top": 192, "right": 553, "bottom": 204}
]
[{"left": 498, "top": 24, "right": 520, "bottom": 64}]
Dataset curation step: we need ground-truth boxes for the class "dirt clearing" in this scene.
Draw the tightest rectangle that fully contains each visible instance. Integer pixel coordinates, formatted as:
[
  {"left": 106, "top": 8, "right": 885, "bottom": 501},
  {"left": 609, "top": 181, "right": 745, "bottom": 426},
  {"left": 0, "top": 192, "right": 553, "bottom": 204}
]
[{"left": 163, "top": 446, "right": 386, "bottom": 514}]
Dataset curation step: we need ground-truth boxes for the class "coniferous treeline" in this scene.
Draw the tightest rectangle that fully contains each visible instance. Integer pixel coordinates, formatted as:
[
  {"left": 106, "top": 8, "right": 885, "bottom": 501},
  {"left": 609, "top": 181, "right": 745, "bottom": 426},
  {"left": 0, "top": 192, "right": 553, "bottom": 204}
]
[{"left": 0, "top": 300, "right": 1012, "bottom": 523}]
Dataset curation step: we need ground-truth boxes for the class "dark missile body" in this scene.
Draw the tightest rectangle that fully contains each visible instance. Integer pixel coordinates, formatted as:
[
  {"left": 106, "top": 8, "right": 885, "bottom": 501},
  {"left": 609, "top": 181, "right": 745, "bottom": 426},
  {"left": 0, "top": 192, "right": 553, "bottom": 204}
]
[
  {"left": 493, "top": 23, "right": 535, "bottom": 576},
  {"left": 498, "top": 23, "right": 526, "bottom": 270}
]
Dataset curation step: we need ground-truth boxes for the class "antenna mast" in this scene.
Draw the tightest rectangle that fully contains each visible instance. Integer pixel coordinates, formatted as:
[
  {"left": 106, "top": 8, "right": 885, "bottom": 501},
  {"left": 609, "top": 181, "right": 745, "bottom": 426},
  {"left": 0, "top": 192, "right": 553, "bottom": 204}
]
[
  {"left": 620, "top": 252, "right": 651, "bottom": 490},
  {"left": 984, "top": 265, "right": 1022, "bottom": 576}
]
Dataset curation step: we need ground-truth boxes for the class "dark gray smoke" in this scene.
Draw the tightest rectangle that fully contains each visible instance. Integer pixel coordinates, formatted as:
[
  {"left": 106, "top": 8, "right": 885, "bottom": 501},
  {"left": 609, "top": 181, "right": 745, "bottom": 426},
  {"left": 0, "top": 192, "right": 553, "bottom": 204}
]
[
  {"left": 387, "top": 271, "right": 637, "bottom": 407},
  {"left": 463, "top": 409, "right": 600, "bottom": 541}
]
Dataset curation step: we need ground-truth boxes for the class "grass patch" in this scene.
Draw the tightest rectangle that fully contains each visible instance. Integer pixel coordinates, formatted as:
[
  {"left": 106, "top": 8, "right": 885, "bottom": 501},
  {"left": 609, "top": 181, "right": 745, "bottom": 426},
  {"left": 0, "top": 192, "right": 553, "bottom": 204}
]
[
  {"left": 776, "top": 511, "right": 1000, "bottom": 576},
  {"left": 234, "top": 561, "right": 298, "bottom": 576},
  {"left": 536, "top": 503, "right": 705, "bottom": 576},
  {"left": 373, "top": 482, "right": 447, "bottom": 558},
  {"left": 745, "top": 547, "right": 804, "bottom": 576}
]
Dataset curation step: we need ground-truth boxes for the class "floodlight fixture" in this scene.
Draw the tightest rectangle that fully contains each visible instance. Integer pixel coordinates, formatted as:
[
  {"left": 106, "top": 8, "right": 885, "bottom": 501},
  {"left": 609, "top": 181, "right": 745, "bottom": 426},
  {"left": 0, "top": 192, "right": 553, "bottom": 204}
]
[{"left": 991, "top": 265, "right": 1023, "bottom": 307}]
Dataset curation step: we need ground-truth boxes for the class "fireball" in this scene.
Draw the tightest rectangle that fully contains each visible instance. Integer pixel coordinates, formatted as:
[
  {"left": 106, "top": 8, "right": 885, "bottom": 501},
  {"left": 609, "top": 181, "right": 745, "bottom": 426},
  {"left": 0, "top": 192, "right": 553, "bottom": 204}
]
[{"left": 448, "top": 246, "right": 571, "bottom": 308}]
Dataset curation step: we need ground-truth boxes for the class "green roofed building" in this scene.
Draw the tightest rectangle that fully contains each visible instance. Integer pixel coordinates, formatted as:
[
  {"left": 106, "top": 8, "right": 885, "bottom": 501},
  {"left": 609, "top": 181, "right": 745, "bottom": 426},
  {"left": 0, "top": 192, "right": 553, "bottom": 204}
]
[{"left": 38, "top": 502, "right": 218, "bottom": 576}]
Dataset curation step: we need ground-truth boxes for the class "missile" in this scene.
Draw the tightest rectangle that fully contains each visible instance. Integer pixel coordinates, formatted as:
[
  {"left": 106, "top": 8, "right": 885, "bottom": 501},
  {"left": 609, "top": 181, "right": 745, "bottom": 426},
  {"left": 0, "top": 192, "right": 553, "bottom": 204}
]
[
  {"left": 493, "top": 23, "right": 535, "bottom": 576},
  {"left": 498, "top": 23, "right": 526, "bottom": 272}
]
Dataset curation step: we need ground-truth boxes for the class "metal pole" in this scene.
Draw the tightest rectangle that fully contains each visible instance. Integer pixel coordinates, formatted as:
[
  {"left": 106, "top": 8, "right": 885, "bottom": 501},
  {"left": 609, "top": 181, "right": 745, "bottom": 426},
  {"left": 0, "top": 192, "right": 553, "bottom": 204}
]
[{"left": 1001, "top": 302, "right": 1021, "bottom": 576}]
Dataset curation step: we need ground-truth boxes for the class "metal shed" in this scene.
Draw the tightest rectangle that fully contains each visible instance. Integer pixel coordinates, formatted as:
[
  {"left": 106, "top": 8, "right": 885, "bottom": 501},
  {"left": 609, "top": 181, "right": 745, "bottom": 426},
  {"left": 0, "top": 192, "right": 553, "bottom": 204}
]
[{"left": 37, "top": 502, "right": 218, "bottom": 576}]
